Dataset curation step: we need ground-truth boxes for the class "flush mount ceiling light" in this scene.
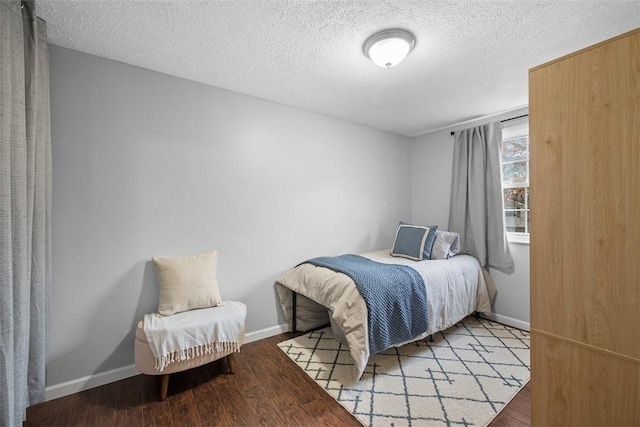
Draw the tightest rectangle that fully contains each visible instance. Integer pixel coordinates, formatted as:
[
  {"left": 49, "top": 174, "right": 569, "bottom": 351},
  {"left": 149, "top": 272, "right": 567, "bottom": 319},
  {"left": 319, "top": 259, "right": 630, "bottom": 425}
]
[{"left": 363, "top": 28, "right": 416, "bottom": 68}]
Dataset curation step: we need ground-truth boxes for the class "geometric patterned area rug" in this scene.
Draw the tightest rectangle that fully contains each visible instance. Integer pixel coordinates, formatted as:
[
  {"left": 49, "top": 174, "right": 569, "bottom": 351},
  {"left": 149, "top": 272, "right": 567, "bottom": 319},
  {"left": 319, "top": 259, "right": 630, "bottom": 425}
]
[{"left": 278, "top": 317, "right": 530, "bottom": 427}]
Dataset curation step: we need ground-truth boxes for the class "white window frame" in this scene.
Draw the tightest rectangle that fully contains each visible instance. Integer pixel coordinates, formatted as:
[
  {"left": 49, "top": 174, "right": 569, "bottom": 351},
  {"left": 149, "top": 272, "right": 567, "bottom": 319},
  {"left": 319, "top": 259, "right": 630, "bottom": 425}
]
[{"left": 501, "top": 118, "right": 530, "bottom": 245}]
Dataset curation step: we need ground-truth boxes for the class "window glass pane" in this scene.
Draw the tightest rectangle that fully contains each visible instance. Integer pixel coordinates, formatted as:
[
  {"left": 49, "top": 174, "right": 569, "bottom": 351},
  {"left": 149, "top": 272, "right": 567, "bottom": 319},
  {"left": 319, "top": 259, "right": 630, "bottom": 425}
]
[
  {"left": 503, "top": 161, "right": 528, "bottom": 184},
  {"left": 502, "top": 137, "right": 528, "bottom": 162},
  {"left": 501, "top": 124, "right": 530, "bottom": 237},
  {"left": 505, "top": 210, "right": 526, "bottom": 233},
  {"left": 504, "top": 187, "right": 526, "bottom": 209}
]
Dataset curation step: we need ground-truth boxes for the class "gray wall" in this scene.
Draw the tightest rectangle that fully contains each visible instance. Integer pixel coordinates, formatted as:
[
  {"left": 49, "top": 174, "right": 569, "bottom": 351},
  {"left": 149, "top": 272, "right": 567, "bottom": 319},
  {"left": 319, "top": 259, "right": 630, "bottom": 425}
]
[
  {"left": 48, "top": 45, "right": 411, "bottom": 386},
  {"left": 410, "top": 108, "right": 530, "bottom": 327}
]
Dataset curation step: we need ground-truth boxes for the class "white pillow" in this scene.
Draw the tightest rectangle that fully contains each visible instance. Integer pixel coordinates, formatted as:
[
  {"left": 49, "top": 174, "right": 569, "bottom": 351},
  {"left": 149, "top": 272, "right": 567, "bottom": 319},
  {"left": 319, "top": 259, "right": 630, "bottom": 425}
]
[
  {"left": 430, "top": 231, "right": 461, "bottom": 260},
  {"left": 153, "top": 250, "right": 222, "bottom": 316}
]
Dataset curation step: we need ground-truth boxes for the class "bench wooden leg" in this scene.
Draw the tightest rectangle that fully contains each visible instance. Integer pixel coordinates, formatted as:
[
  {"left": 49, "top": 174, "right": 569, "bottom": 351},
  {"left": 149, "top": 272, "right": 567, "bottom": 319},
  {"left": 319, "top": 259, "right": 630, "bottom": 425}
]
[
  {"left": 160, "top": 374, "right": 170, "bottom": 401},
  {"left": 227, "top": 353, "right": 236, "bottom": 374}
]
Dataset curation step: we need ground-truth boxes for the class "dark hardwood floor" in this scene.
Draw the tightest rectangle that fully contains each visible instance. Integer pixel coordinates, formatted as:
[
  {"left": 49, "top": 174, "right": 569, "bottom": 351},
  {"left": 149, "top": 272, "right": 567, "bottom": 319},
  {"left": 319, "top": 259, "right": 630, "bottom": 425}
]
[{"left": 25, "top": 332, "right": 530, "bottom": 426}]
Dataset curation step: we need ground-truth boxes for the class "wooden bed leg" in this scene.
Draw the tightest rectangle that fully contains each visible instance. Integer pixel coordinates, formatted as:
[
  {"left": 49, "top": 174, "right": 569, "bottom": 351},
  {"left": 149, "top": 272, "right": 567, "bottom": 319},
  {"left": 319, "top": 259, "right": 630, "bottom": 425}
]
[
  {"left": 160, "top": 374, "right": 169, "bottom": 401},
  {"left": 227, "top": 353, "right": 236, "bottom": 374},
  {"left": 474, "top": 311, "right": 480, "bottom": 319},
  {"left": 429, "top": 335, "right": 434, "bottom": 343},
  {"left": 292, "top": 291, "right": 297, "bottom": 333}
]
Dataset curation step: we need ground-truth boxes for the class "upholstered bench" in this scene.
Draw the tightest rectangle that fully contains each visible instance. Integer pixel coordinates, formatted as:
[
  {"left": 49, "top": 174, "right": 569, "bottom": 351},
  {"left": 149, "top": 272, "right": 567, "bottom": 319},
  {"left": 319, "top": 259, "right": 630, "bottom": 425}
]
[
  {"left": 136, "top": 250, "right": 247, "bottom": 400},
  {"left": 134, "top": 302, "right": 246, "bottom": 400}
]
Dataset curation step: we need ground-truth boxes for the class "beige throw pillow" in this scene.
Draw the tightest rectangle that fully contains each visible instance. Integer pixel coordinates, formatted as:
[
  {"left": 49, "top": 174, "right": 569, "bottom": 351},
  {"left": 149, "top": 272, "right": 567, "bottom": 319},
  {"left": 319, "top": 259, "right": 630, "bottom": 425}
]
[{"left": 153, "top": 250, "right": 222, "bottom": 316}]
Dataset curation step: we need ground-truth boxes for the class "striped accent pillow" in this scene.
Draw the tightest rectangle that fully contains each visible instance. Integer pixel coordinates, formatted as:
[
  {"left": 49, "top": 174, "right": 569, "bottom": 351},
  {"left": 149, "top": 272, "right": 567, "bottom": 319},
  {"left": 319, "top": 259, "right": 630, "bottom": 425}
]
[{"left": 430, "top": 231, "right": 461, "bottom": 260}]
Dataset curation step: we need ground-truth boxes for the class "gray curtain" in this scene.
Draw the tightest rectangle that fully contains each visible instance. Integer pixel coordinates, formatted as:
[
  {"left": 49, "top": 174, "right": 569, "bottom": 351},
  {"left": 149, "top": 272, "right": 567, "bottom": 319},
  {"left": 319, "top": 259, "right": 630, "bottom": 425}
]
[
  {"left": 1, "top": 1, "right": 52, "bottom": 425},
  {"left": 449, "top": 122, "right": 513, "bottom": 273}
]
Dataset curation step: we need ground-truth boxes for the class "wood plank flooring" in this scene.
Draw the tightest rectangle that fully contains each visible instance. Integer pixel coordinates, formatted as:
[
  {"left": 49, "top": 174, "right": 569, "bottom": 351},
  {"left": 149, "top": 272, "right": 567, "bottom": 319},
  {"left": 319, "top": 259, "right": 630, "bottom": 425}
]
[{"left": 25, "top": 332, "right": 530, "bottom": 426}]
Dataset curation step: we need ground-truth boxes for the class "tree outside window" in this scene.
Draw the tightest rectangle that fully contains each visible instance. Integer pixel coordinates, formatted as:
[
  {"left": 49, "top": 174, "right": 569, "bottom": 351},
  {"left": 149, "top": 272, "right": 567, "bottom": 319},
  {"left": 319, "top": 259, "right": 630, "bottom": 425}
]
[{"left": 501, "top": 123, "right": 529, "bottom": 235}]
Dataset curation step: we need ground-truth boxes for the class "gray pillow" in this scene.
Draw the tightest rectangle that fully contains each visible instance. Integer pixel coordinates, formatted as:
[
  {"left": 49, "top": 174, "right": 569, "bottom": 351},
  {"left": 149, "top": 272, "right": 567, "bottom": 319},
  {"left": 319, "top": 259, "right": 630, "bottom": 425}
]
[{"left": 430, "top": 231, "right": 461, "bottom": 260}]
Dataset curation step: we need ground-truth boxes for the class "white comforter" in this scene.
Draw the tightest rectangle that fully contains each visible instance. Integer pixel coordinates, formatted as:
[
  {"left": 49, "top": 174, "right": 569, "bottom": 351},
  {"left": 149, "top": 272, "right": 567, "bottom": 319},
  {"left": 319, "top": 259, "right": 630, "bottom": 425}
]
[{"left": 274, "top": 249, "right": 495, "bottom": 382}]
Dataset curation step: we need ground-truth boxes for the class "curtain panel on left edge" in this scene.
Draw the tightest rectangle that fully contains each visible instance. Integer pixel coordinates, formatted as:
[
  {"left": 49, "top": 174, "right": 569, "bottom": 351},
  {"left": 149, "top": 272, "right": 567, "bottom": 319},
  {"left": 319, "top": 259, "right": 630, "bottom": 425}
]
[{"left": 0, "top": 1, "right": 52, "bottom": 426}]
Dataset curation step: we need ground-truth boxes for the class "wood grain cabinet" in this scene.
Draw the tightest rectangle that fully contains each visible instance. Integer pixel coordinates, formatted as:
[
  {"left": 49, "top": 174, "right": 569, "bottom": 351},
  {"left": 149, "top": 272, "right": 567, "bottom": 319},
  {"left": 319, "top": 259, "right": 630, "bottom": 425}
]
[{"left": 529, "top": 28, "right": 640, "bottom": 426}]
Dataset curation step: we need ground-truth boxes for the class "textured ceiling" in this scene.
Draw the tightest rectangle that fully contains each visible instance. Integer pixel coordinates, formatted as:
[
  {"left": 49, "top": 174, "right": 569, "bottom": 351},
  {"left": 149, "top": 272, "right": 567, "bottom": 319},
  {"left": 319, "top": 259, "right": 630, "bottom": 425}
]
[{"left": 37, "top": 0, "right": 640, "bottom": 136}]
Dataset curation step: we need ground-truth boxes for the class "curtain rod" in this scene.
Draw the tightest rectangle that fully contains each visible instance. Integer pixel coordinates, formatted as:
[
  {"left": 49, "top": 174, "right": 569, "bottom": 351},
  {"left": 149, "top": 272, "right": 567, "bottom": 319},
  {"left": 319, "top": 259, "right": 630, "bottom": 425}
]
[
  {"left": 501, "top": 113, "right": 528, "bottom": 123},
  {"left": 450, "top": 114, "right": 529, "bottom": 136}
]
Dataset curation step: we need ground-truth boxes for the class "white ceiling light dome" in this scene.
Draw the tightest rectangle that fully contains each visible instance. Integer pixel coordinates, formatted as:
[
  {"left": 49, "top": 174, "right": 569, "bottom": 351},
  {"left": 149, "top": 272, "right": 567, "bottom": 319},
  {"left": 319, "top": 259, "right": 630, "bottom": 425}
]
[{"left": 363, "top": 28, "right": 416, "bottom": 68}]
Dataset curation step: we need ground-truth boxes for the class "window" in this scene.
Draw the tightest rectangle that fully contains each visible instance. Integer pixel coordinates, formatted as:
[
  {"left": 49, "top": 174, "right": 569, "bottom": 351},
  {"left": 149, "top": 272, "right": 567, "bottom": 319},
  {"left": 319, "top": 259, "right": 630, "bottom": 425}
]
[{"left": 501, "top": 119, "right": 530, "bottom": 242}]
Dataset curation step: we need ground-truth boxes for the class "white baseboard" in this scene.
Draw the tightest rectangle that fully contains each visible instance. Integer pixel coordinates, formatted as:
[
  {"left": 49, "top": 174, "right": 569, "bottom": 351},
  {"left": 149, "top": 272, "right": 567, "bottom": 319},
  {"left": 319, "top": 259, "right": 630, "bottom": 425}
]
[
  {"left": 245, "top": 323, "right": 288, "bottom": 343},
  {"left": 44, "top": 323, "right": 289, "bottom": 402},
  {"left": 481, "top": 313, "right": 530, "bottom": 331},
  {"left": 45, "top": 364, "right": 139, "bottom": 402}
]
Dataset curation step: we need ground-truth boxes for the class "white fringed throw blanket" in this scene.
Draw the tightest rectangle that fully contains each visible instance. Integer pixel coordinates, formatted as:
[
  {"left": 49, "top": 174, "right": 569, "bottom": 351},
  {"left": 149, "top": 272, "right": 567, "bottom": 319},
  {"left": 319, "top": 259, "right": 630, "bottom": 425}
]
[{"left": 143, "top": 301, "right": 247, "bottom": 371}]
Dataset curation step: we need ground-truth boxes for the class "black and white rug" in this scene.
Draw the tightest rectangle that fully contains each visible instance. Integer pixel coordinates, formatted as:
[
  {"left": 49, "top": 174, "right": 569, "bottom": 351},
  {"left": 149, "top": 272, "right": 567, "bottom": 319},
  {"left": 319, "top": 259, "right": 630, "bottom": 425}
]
[{"left": 278, "top": 317, "right": 530, "bottom": 426}]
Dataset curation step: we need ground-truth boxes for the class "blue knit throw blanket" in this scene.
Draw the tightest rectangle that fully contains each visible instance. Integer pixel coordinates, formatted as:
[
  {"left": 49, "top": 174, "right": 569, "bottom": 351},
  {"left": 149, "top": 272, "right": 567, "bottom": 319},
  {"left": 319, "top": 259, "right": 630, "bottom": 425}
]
[{"left": 304, "top": 254, "right": 429, "bottom": 354}]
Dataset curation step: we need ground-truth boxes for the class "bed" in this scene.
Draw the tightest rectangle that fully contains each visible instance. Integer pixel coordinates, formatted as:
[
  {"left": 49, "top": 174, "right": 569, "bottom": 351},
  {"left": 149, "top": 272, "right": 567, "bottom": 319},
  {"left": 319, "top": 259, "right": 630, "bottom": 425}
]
[{"left": 275, "top": 249, "right": 495, "bottom": 382}]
